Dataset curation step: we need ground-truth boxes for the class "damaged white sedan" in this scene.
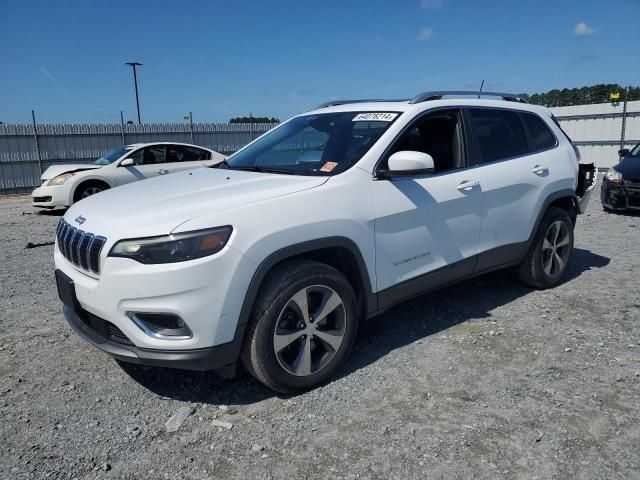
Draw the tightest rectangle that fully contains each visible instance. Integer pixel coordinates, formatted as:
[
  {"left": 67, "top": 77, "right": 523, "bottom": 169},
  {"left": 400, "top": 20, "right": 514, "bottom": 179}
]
[{"left": 32, "top": 142, "right": 225, "bottom": 209}]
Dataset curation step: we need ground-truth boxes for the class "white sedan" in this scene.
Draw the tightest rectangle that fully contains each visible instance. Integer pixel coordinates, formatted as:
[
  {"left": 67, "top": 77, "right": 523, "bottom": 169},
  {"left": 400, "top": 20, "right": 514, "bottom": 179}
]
[{"left": 31, "top": 142, "right": 225, "bottom": 209}]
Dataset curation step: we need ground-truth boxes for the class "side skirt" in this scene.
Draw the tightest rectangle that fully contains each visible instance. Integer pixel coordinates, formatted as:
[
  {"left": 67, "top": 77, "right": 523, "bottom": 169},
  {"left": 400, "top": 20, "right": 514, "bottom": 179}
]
[{"left": 372, "top": 242, "right": 527, "bottom": 316}]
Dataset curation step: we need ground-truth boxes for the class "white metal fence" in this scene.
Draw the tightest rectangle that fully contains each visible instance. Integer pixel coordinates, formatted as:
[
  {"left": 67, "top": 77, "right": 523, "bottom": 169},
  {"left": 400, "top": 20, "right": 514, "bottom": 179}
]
[
  {"left": 0, "top": 122, "right": 277, "bottom": 191},
  {"left": 550, "top": 100, "right": 640, "bottom": 169}
]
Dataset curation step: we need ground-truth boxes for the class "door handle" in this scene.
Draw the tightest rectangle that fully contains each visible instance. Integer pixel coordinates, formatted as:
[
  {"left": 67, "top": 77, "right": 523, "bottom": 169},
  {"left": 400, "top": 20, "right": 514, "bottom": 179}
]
[
  {"left": 532, "top": 164, "right": 548, "bottom": 174},
  {"left": 158, "top": 169, "right": 169, "bottom": 175},
  {"left": 456, "top": 180, "right": 480, "bottom": 191}
]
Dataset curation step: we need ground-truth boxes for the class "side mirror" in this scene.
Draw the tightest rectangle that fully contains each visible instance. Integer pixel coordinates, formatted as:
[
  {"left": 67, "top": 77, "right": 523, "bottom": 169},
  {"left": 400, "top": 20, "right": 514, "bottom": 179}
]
[
  {"left": 119, "top": 158, "right": 134, "bottom": 167},
  {"left": 618, "top": 148, "right": 630, "bottom": 157},
  {"left": 380, "top": 151, "right": 434, "bottom": 178}
]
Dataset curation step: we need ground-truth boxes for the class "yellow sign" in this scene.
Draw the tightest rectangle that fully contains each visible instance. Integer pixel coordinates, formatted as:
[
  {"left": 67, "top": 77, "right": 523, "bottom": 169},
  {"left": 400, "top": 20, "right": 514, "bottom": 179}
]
[{"left": 610, "top": 92, "right": 621, "bottom": 100}]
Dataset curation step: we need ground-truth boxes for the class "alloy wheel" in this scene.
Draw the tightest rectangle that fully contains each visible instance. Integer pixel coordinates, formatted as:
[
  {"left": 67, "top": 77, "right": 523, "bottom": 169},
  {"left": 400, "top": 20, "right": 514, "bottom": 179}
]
[
  {"left": 81, "top": 187, "right": 103, "bottom": 198},
  {"left": 542, "top": 220, "right": 571, "bottom": 278},
  {"left": 273, "top": 285, "right": 346, "bottom": 377}
]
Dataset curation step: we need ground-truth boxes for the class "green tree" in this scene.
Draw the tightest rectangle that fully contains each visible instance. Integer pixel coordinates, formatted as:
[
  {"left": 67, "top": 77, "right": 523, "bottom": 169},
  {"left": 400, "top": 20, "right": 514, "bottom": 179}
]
[
  {"left": 229, "top": 116, "right": 280, "bottom": 124},
  {"left": 528, "top": 84, "right": 639, "bottom": 107}
]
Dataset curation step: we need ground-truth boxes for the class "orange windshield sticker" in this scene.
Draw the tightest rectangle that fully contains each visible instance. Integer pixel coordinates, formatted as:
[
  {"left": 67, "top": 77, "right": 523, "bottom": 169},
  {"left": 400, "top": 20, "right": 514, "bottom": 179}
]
[{"left": 320, "top": 162, "right": 338, "bottom": 172}]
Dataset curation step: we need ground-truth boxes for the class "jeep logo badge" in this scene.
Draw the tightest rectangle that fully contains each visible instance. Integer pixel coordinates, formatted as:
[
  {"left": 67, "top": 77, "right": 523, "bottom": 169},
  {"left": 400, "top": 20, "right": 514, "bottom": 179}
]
[{"left": 75, "top": 215, "right": 86, "bottom": 225}]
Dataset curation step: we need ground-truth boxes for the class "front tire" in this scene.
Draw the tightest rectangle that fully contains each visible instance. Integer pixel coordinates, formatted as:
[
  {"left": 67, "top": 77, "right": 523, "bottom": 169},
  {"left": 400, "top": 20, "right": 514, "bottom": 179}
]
[
  {"left": 241, "top": 260, "right": 358, "bottom": 394},
  {"left": 74, "top": 183, "right": 107, "bottom": 203},
  {"left": 518, "top": 207, "right": 574, "bottom": 289}
]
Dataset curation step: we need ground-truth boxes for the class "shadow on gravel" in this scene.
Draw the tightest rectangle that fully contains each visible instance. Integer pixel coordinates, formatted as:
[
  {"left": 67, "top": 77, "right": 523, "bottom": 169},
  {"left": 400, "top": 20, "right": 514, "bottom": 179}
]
[
  {"left": 337, "top": 247, "right": 610, "bottom": 382},
  {"left": 36, "top": 209, "right": 65, "bottom": 216},
  {"left": 603, "top": 209, "right": 640, "bottom": 218},
  {"left": 118, "top": 248, "right": 609, "bottom": 403},
  {"left": 117, "top": 361, "right": 275, "bottom": 406}
]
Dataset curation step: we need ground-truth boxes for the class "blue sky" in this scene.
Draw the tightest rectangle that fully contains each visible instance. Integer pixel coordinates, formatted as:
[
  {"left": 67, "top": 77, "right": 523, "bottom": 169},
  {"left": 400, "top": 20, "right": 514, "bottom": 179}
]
[{"left": 1, "top": 0, "right": 639, "bottom": 124}]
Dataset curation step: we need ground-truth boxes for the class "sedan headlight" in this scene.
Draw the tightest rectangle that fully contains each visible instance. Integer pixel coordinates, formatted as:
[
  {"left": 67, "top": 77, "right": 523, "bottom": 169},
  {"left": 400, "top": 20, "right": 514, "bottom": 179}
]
[
  {"left": 48, "top": 172, "right": 74, "bottom": 186},
  {"left": 605, "top": 168, "right": 623, "bottom": 184},
  {"left": 109, "top": 226, "right": 232, "bottom": 264}
]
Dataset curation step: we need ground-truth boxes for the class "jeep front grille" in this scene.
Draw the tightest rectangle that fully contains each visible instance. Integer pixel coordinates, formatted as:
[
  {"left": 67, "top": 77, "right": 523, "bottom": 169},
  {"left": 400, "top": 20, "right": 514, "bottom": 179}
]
[{"left": 56, "top": 219, "right": 106, "bottom": 274}]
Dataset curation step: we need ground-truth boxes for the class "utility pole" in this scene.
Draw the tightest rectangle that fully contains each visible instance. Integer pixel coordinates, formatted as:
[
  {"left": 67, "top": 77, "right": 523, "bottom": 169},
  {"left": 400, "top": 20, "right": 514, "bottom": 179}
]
[
  {"left": 126, "top": 62, "right": 143, "bottom": 124},
  {"left": 31, "top": 110, "right": 43, "bottom": 174},
  {"left": 620, "top": 86, "right": 629, "bottom": 155}
]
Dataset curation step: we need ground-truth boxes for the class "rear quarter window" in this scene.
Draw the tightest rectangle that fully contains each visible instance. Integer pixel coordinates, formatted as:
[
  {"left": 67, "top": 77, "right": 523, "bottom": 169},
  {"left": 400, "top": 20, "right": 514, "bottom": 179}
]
[{"left": 521, "top": 112, "right": 557, "bottom": 151}]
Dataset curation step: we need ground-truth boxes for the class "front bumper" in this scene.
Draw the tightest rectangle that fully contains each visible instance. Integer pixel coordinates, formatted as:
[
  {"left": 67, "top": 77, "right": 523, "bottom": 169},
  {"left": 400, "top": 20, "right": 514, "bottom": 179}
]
[
  {"left": 601, "top": 180, "right": 640, "bottom": 210},
  {"left": 32, "top": 184, "right": 70, "bottom": 208},
  {"left": 55, "top": 235, "right": 257, "bottom": 353},
  {"left": 63, "top": 305, "right": 240, "bottom": 374}
]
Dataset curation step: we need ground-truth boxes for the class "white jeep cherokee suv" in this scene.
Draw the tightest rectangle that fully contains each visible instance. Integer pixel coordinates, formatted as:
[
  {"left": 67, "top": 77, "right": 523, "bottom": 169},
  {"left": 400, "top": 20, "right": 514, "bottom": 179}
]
[{"left": 54, "top": 91, "right": 596, "bottom": 393}]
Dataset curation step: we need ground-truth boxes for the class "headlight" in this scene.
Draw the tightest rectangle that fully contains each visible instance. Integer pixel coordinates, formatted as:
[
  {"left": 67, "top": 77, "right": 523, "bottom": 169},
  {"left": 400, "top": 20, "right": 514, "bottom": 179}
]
[
  {"left": 48, "top": 172, "right": 74, "bottom": 186},
  {"left": 605, "top": 168, "right": 623, "bottom": 184},
  {"left": 109, "top": 226, "right": 232, "bottom": 264}
]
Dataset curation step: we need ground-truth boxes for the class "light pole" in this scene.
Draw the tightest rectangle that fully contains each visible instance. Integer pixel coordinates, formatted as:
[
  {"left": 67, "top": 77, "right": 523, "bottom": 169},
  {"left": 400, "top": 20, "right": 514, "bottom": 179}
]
[{"left": 126, "top": 62, "right": 143, "bottom": 124}]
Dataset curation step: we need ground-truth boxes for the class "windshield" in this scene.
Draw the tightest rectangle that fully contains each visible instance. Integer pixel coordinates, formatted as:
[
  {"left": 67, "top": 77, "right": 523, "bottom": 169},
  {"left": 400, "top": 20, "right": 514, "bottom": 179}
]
[
  {"left": 223, "top": 111, "right": 400, "bottom": 175},
  {"left": 631, "top": 143, "right": 640, "bottom": 157},
  {"left": 94, "top": 146, "right": 131, "bottom": 165}
]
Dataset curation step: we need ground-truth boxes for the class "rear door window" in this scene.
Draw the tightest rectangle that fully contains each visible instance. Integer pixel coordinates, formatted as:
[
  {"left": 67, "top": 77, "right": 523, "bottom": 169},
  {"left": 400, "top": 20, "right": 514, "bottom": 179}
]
[
  {"left": 469, "top": 109, "right": 529, "bottom": 163},
  {"left": 166, "top": 145, "right": 210, "bottom": 163},
  {"left": 521, "top": 113, "right": 557, "bottom": 151}
]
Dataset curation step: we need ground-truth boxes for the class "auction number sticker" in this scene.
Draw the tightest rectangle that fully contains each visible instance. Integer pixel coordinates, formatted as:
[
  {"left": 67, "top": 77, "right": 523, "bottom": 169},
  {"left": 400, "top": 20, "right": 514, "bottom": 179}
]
[{"left": 352, "top": 112, "right": 398, "bottom": 122}]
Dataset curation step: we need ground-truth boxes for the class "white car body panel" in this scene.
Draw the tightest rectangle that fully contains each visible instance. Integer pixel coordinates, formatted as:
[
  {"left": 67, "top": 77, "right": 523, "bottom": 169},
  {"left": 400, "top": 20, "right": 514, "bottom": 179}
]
[{"left": 373, "top": 166, "right": 483, "bottom": 290}]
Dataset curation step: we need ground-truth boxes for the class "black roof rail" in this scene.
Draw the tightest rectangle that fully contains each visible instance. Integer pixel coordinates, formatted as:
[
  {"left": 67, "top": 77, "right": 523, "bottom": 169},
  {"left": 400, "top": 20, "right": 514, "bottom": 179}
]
[
  {"left": 314, "top": 99, "right": 407, "bottom": 109},
  {"left": 409, "top": 90, "right": 529, "bottom": 104}
]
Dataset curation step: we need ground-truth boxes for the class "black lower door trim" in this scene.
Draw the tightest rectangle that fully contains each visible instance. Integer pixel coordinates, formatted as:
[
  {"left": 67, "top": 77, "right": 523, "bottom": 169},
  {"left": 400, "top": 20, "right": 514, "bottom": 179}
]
[{"left": 375, "top": 241, "right": 528, "bottom": 313}]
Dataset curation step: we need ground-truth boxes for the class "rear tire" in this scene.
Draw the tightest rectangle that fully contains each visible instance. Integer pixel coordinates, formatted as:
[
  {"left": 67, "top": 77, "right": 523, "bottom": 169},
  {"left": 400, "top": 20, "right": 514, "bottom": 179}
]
[
  {"left": 518, "top": 207, "right": 574, "bottom": 289},
  {"left": 241, "top": 259, "right": 358, "bottom": 394}
]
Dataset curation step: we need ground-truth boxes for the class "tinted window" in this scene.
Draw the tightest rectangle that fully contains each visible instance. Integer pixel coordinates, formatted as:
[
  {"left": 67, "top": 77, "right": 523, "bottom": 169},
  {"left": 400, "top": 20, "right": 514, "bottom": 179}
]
[
  {"left": 469, "top": 109, "right": 528, "bottom": 163},
  {"left": 522, "top": 113, "right": 556, "bottom": 151},
  {"left": 166, "top": 146, "right": 210, "bottom": 163},
  {"left": 128, "top": 146, "right": 166, "bottom": 165},
  {"left": 386, "top": 109, "right": 465, "bottom": 173}
]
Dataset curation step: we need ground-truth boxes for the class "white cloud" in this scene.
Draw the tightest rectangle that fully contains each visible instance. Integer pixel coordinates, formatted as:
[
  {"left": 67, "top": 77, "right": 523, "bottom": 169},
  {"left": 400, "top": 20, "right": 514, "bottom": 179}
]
[
  {"left": 420, "top": 0, "right": 443, "bottom": 9},
  {"left": 417, "top": 27, "right": 433, "bottom": 41},
  {"left": 574, "top": 22, "right": 596, "bottom": 37}
]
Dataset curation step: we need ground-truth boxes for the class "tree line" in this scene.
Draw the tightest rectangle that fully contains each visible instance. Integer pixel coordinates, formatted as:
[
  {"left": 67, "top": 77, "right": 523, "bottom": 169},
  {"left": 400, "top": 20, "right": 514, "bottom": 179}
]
[
  {"left": 525, "top": 84, "right": 640, "bottom": 107},
  {"left": 229, "top": 116, "right": 280, "bottom": 124}
]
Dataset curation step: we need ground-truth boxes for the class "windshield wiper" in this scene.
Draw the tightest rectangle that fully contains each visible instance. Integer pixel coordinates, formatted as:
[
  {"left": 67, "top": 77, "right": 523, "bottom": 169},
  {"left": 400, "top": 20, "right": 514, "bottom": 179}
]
[{"left": 231, "top": 166, "right": 294, "bottom": 175}]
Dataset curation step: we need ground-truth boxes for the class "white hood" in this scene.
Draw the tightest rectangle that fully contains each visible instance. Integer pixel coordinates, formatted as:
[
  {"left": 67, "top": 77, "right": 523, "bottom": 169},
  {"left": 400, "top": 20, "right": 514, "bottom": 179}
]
[
  {"left": 65, "top": 167, "right": 328, "bottom": 239},
  {"left": 41, "top": 164, "right": 101, "bottom": 180}
]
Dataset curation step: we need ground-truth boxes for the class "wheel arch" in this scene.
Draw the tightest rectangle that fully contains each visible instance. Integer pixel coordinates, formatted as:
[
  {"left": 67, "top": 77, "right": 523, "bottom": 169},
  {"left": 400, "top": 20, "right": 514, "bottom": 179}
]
[
  {"left": 72, "top": 178, "right": 111, "bottom": 203},
  {"left": 239, "top": 238, "right": 376, "bottom": 327},
  {"left": 528, "top": 189, "right": 578, "bottom": 245}
]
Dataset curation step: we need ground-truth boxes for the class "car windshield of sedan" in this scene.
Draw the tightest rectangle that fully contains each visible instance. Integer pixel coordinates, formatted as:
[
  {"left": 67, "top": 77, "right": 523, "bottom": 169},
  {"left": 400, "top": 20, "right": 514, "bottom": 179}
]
[
  {"left": 222, "top": 111, "right": 401, "bottom": 175},
  {"left": 94, "top": 146, "right": 132, "bottom": 165}
]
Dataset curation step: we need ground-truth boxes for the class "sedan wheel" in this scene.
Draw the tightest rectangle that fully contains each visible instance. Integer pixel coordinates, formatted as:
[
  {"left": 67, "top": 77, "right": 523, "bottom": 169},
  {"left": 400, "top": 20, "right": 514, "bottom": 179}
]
[{"left": 81, "top": 186, "right": 103, "bottom": 198}]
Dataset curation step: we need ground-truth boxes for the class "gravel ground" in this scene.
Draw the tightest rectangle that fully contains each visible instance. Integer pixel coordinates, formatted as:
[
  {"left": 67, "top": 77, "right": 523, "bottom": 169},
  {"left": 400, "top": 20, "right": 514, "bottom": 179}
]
[{"left": 1, "top": 186, "right": 639, "bottom": 480}]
